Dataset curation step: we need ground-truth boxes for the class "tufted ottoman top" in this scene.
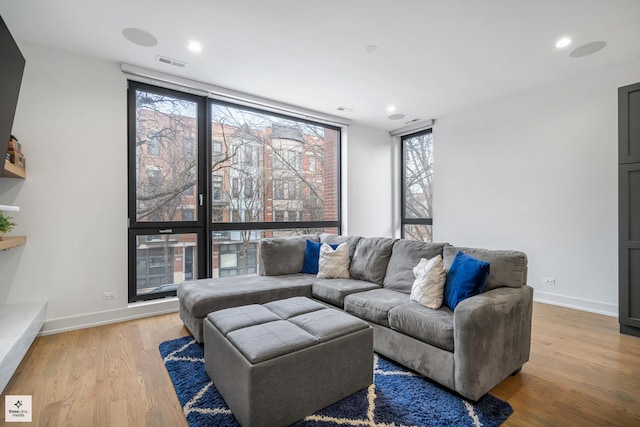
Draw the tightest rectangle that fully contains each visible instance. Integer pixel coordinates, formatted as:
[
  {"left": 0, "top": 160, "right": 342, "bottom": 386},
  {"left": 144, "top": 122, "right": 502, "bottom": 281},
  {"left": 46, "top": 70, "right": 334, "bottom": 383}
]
[{"left": 206, "top": 296, "right": 369, "bottom": 364}]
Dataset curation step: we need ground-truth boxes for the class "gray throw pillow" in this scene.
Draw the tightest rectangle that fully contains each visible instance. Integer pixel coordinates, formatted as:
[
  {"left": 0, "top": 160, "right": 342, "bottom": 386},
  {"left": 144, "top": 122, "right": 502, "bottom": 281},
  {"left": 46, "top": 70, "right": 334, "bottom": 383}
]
[
  {"left": 384, "top": 239, "right": 448, "bottom": 293},
  {"left": 349, "top": 237, "right": 397, "bottom": 285},
  {"left": 442, "top": 245, "right": 528, "bottom": 290},
  {"left": 260, "top": 235, "right": 319, "bottom": 276}
]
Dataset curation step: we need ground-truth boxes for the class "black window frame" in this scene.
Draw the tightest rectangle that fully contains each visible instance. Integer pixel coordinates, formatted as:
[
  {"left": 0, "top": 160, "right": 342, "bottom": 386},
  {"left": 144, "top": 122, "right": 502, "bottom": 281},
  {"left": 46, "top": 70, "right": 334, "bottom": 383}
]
[
  {"left": 207, "top": 98, "right": 342, "bottom": 234},
  {"left": 128, "top": 81, "right": 342, "bottom": 302},
  {"left": 400, "top": 128, "right": 433, "bottom": 240}
]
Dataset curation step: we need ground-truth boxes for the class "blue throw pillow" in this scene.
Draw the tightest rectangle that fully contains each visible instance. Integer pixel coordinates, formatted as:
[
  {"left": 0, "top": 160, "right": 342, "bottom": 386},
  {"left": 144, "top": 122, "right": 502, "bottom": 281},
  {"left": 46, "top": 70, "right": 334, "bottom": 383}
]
[
  {"left": 443, "top": 251, "right": 490, "bottom": 310},
  {"left": 301, "top": 240, "right": 338, "bottom": 274}
]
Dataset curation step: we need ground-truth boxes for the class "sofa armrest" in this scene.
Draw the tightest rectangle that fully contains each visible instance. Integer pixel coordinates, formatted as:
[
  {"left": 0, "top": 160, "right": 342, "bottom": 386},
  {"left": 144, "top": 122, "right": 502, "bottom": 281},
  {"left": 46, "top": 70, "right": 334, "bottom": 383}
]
[{"left": 452, "top": 285, "right": 533, "bottom": 400}]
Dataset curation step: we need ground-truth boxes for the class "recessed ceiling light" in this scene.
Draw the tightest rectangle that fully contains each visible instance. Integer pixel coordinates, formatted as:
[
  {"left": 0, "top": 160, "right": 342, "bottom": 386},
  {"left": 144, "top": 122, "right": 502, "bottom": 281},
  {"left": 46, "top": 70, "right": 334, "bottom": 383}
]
[
  {"left": 122, "top": 28, "right": 158, "bottom": 47},
  {"left": 188, "top": 40, "right": 202, "bottom": 53},
  {"left": 365, "top": 45, "right": 378, "bottom": 53},
  {"left": 387, "top": 105, "right": 396, "bottom": 113},
  {"left": 555, "top": 37, "right": 572, "bottom": 49},
  {"left": 569, "top": 41, "right": 607, "bottom": 58},
  {"left": 388, "top": 113, "right": 405, "bottom": 120}
]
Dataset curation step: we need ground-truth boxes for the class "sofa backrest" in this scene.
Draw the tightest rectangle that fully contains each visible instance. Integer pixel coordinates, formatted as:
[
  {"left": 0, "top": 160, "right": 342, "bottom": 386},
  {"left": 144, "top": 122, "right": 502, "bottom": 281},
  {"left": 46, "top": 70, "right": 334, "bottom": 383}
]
[
  {"left": 442, "top": 245, "right": 528, "bottom": 290},
  {"left": 319, "top": 233, "right": 362, "bottom": 260},
  {"left": 259, "top": 234, "right": 320, "bottom": 276},
  {"left": 383, "top": 240, "right": 448, "bottom": 293},
  {"left": 349, "top": 237, "right": 397, "bottom": 285}
]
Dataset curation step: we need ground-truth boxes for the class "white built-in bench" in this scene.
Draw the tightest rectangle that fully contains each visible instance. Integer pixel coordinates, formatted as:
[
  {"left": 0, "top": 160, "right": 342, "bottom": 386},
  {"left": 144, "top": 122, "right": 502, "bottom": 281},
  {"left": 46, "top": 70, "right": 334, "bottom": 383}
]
[{"left": 0, "top": 300, "right": 47, "bottom": 392}]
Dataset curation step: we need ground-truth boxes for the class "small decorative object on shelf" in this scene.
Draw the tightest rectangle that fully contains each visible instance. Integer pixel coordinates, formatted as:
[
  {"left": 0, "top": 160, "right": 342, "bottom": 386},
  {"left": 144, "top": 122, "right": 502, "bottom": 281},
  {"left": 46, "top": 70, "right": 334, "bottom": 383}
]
[
  {"left": 6, "top": 134, "right": 26, "bottom": 170},
  {"left": 8, "top": 135, "right": 21, "bottom": 154},
  {"left": 0, "top": 211, "right": 17, "bottom": 240}
]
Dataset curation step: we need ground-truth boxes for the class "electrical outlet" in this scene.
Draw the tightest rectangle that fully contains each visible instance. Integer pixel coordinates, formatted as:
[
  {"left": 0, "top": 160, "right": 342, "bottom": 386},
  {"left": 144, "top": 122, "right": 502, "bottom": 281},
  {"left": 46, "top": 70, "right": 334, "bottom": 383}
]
[
  {"left": 543, "top": 277, "right": 556, "bottom": 286},
  {"left": 103, "top": 291, "right": 117, "bottom": 300}
]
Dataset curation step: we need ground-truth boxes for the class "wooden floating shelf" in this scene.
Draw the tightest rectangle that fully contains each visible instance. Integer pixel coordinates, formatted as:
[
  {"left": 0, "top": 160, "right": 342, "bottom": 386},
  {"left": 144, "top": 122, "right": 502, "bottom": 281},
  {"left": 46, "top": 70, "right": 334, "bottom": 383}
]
[
  {"left": 3, "top": 159, "right": 26, "bottom": 179},
  {"left": 0, "top": 236, "right": 27, "bottom": 251}
]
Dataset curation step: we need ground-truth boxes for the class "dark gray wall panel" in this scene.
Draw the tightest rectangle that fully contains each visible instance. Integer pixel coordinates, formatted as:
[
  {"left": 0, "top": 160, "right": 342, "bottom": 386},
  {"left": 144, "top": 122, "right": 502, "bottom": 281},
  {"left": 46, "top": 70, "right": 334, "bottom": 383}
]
[
  {"left": 630, "top": 249, "right": 640, "bottom": 320},
  {"left": 629, "top": 90, "right": 640, "bottom": 158},
  {"left": 619, "top": 82, "right": 640, "bottom": 336}
]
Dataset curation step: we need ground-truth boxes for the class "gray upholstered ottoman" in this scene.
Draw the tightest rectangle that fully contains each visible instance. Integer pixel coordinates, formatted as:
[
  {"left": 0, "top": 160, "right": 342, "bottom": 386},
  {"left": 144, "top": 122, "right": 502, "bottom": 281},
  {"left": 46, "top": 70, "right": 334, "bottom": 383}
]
[{"left": 203, "top": 296, "right": 373, "bottom": 427}]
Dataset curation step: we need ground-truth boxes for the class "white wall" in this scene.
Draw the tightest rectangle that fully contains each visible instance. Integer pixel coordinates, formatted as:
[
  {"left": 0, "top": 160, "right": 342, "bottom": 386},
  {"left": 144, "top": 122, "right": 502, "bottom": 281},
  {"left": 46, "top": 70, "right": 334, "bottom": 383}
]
[
  {"left": 434, "top": 58, "right": 640, "bottom": 316},
  {"left": 0, "top": 42, "right": 392, "bottom": 333},
  {"left": 343, "top": 123, "right": 394, "bottom": 237},
  {"left": 0, "top": 42, "right": 181, "bottom": 333}
]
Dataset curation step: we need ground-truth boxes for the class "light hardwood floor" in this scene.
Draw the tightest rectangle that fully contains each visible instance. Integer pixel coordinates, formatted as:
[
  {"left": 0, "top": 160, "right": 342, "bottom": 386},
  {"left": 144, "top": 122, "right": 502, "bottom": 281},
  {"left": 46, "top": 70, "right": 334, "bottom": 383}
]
[{"left": 1, "top": 302, "right": 639, "bottom": 426}]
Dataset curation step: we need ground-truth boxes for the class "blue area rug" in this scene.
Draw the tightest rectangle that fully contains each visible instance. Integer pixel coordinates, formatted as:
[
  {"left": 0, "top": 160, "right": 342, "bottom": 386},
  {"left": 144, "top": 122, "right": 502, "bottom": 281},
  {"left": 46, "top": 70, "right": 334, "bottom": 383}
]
[{"left": 159, "top": 336, "right": 513, "bottom": 427}]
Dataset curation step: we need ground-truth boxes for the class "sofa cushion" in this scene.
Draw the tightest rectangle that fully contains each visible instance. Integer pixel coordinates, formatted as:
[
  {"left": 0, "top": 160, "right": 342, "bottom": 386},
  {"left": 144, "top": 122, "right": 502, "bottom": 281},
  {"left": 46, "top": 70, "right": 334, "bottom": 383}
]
[
  {"left": 260, "top": 235, "right": 319, "bottom": 276},
  {"left": 349, "top": 237, "right": 397, "bottom": 285},
  {"left": 384, "top": 240, "right": 447, "bottom": 293},
  {"left": 227, "top": 320, "right": 318, "bottom": 364},
  {"left": 263, "top": 296, "right": 326, "bottom": 319},
  {"left": 289, "top": 307, "right": 370, "bottom": 342},
  {"left": 344, "top": 289, "right": 409, "bottom": 327},
  {"left": 388, "top": 302, "right": 455, "bottom": 352},
  {"left": 443, "top": 252, "right": 490, "bottom": 310},
  {"left": 178, "top": 274, "right": 314, "bottom": 318},
  {"left": 410, "top": 255, "right": 446, "bottom": 309},
  {"left": 312, "top": 278, "right": 380, "bottom": 307},
  {"left": 319, "top": 234, "right": 362, "bottom": 260},
  {"left": 206, "top": 304, "right": 281, "bottom": 335},
  {"left": 317, "top": 243, "right": 351, "bottom": 279},
  {"left": 301, "top": 240, "right": 338, "bottom": 274},
  {"left": 443, "top": 246, "right": 527, "bottom": 290}
]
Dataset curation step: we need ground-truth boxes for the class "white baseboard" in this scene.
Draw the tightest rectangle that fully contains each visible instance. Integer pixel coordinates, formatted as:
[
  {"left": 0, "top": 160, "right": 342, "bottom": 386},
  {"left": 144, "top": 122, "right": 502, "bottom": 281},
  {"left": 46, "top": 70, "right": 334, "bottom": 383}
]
[
  {"left": 534, "top": 290, "right": 618, "bottom": 317},
  {"left": 40, "top": 297, "right": 180, "bottom": 336}
]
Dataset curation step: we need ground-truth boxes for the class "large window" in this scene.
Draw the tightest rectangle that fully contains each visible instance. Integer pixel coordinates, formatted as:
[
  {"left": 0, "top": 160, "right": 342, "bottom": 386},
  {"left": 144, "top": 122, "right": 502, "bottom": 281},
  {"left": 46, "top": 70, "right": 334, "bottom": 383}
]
[
  {"left": 128, "top": 82, "right": 341, "bottom": 300},
  {"left": 208, "top": 102, "right": 341, "bottom": 277},
  {"left": 401, "top": 129, "right": 433, "bottom": 242},
  {"left": 128, "top": 82, "right": 205, "bottom": 301}
]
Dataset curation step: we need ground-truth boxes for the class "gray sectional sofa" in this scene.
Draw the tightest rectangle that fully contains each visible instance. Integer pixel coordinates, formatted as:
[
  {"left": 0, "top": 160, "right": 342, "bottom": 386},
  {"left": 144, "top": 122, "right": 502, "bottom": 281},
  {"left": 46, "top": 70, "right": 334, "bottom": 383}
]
[{"left": 177, "top": 233, "right": 533, "bottom": 401}]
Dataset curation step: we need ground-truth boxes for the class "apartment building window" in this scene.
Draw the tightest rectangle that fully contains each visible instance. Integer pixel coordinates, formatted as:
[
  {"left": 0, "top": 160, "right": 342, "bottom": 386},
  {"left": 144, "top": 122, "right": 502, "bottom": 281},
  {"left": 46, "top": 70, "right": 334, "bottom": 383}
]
[
  {"left": 308, "top": 155, "right": 316, "bottom": 173},
  {"left": 129, "top": 81, "right": 341, "bottom": 299},
  {"left": 401, "top": 129, "right": 433, "bottom": 242},
  {"left": 212, "top": 175, "right": 223, "bottom": 201},
  {"left": 212, "top": 208, "right": 223, "bottom": 223},
  {"left": 148, "top": 137, "right": 161, "bottom": 156},
  {"left": 243, "top": 179, "right": 254, "bottom": 198},
  {"left": 231, "top": 177, "right": 239, "bottom": 197},
  {"left": 182, "top": 209, "right": 195, "bottom": 221},
  {"left": 274, "top": 180, "right": 285, "bottom": 199}
]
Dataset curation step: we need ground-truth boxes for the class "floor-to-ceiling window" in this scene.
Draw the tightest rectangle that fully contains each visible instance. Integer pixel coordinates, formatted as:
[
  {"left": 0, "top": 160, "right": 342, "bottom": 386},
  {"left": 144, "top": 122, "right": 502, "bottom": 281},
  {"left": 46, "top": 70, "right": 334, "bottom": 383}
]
[
  {"left": 208, "top": 102, "right": 340, "bottom": 277},
  {"left": 401, "top": 129, "right": 433, "bottom": 241},
  {"left": 128, "top": 82, "right": 341, "bottom": 301}
]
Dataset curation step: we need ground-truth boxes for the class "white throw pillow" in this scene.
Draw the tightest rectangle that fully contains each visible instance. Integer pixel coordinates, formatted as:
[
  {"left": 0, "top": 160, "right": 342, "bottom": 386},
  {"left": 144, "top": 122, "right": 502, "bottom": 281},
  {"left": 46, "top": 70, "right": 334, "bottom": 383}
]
[
  {"left": 410, "top": 255, "right": 446, "bottom": 309},
  {"left": 317, "top": 243, "right": 350, "bottom": 279}
]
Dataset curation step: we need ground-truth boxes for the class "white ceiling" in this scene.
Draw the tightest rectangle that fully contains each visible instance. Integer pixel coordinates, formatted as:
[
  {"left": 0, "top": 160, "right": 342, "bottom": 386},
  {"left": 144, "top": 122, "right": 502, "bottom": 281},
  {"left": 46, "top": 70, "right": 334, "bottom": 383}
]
[{"left": 2, "top": 0, "right": 640, "bottom": 131}]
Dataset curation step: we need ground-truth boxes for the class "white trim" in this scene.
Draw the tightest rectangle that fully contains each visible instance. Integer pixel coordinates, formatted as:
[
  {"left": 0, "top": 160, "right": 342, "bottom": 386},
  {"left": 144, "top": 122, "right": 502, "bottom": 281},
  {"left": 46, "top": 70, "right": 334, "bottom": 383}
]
[
  {"left": 0, "top": 205, "right": 20, "bottom": 212},
  {"left": 391, "top": 135, "right": 402, "bottom": 238},
  {"left": 40, "top": 297, "right": 180, "bottom": 336},
  {"left": 389, "top": 119, "right": 434, "bottom": 137},
  {"left": 534, "top": 290, "right": 618, "bottom": 317},
  {"left": 121, "top": 63, "right": 351, "bottom": 128}
]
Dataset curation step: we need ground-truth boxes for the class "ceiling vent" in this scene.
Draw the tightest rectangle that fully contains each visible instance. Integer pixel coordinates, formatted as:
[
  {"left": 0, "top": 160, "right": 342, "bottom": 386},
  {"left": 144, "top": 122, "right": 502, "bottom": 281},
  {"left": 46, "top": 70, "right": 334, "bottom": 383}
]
[{"left": 155, "top": 55, "right": 187, "bottom": 68}]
